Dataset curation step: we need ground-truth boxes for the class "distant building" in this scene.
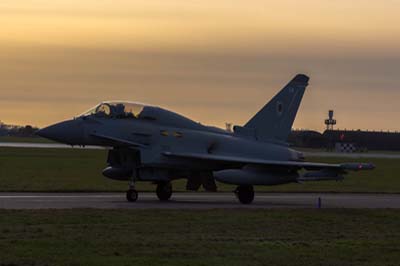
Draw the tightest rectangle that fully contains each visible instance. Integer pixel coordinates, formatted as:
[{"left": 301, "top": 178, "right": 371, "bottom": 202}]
[
  {"left": 288, "top": 130, "right": 326, "bottom": 148},
  {"left": 288, "top": 109, "right": 400, "bottom": 151},
  {"left": 0, "top": 121, "right": 6, "bottom": 136},
  {"left": 0, "top": 122, "right": 39, "bottom": 137},
  {"left": 323, "top": 130, "right": 400, "bottom": 151},
  {"left": 288, "top": 129, "right": 400, "bottom": 151}
]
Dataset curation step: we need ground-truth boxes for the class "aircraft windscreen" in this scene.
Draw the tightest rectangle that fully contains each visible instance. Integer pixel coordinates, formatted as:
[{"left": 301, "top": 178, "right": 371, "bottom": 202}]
[{"left": 79, "top": 102, "right": 145, "bottom": 119}]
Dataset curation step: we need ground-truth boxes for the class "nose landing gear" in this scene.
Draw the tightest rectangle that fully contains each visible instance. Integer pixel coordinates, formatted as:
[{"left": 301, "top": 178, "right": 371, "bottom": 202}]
[
  {"left": 126, "top": 188, "right": 138, "bottom": 202},
  {"left": 126, "top": 174, "right": 138, "bottom": 202}
]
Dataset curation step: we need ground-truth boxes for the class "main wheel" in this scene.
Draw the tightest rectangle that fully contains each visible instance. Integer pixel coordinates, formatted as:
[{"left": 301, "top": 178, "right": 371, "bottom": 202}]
[
  {"left": 126, "top": 189, "right": 138, "bottom": 202},
  {"left": 156, "top": 182, "right": 172, "bottom": 201},
  {"left": 235, "top": 185, "right": 254, "bottom": 204}
]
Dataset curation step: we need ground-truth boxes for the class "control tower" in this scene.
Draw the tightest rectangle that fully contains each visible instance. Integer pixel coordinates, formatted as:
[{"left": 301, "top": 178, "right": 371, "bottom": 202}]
[{"left": 325, "top": 110, "right": 336, "bottom": 131}]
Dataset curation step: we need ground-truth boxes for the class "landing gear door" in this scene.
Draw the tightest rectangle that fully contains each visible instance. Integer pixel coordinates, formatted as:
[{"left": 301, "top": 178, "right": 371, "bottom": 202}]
[{"left": 107, "top": 148, "right": 141, "bottom": 169}]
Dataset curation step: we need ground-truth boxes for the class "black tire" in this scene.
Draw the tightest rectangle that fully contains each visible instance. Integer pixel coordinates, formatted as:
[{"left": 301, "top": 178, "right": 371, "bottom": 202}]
[
  {"left": 235, "top": 185, "right": 254, "bottom": 204},
  {"left": 156, "top": 182, "right": 172, "bottom": 201},
  {"left": 126, "top": 189, "right": 138, "bottom": 202}
]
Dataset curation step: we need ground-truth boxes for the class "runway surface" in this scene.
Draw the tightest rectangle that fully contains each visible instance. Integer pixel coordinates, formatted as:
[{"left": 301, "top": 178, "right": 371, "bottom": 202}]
[{"left": 1, "top": 192, "right": 400, "bottom": 209}]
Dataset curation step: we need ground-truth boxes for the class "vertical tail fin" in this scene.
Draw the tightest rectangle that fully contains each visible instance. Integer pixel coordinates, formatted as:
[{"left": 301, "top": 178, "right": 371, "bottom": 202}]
[{"left": 244, "top": 74, "right": 309, "bottom": 142}]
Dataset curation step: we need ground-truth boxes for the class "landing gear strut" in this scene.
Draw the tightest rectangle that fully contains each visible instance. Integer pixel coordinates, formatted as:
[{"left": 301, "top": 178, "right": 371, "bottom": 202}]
[
  {"left": 235, "top": 185, "right": 254, "bottom": 204},
  {"left": 126, "top": 174, "right": 138, "bottom": 202},
  {"left": 156, "top": 181, "right": 172, "bottom": 201}
]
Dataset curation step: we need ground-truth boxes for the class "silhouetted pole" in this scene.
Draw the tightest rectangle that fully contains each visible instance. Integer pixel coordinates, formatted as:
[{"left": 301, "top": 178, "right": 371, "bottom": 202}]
[{"left": 325, "top": 110, "right": 336, "bottom": 151}]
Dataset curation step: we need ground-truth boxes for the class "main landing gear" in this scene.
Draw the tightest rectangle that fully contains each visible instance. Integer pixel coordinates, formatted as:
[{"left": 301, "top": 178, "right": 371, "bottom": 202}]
[
  {"left": 156, "top": 181, "right": 173, "bottom": 201},
  {"left": 126, "top": 181, "right": 173, "bottom": 202},
  {"left": 235, "top": 185, "right": 255, "bottom": 204}
]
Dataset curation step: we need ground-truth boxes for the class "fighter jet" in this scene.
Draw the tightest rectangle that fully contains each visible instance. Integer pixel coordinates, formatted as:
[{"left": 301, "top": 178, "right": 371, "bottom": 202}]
[{"left": 37, "top": 74, "right": 374, "bottom": 204}]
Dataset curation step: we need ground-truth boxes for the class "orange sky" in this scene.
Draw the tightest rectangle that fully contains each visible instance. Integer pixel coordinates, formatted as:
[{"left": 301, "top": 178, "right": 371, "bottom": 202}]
[{"left": 1, "top": 1, "right": 400, "bottom": 131}]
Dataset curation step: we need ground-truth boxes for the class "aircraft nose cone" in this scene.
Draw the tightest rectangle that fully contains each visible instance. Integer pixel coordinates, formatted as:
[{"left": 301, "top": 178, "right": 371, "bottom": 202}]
[{"left": 36, "top": 120, "right": 84, "bottom": 145}]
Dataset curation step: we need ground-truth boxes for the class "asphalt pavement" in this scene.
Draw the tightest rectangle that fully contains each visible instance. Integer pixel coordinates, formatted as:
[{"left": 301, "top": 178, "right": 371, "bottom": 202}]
[{"left": 1, "top": 192, "right": 399, "bottom": 209}]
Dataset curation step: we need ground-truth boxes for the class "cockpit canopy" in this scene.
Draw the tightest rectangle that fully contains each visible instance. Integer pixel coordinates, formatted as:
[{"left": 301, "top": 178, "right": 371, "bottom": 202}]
[
  {"left": 79, "top": 101, "right": 208, "bottom": 131},
  {"left": 80, "top": 102, "right": 146, "bottom": 119}
]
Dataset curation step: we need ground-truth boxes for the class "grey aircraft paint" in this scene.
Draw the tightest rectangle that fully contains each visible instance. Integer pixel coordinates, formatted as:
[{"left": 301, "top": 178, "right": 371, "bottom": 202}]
[{"left": 37, "top": 74, "right": 375, "bottom": 204}]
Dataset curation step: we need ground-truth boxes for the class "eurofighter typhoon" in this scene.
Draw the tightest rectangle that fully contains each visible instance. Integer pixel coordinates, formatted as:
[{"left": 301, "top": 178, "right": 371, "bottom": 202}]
[{"left": 37, "top": 74, "right": 374, "bottom": 204}]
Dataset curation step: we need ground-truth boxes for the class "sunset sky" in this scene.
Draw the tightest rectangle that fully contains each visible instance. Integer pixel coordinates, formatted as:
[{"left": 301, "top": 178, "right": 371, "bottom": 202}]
[{"left": 1, "top": 1, "right": 399, "bottom": 131}]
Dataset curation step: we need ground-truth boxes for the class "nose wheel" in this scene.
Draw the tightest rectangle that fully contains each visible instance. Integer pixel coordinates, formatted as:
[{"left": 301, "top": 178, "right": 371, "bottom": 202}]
[
  {"left": 156, "top": 181, "right": 172, "bottom": 201},
  {"left": 235, "top": 185, "right": 254, "bottom": 204},
  {"left": 126, "top": 188, "right": 138, "bottom": 202}
]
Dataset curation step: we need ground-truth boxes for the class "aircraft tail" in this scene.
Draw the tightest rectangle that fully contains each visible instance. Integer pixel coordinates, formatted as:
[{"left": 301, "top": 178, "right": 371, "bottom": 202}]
[{"left": 244, "top": 74, "right": 309, "bottom": 142}]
